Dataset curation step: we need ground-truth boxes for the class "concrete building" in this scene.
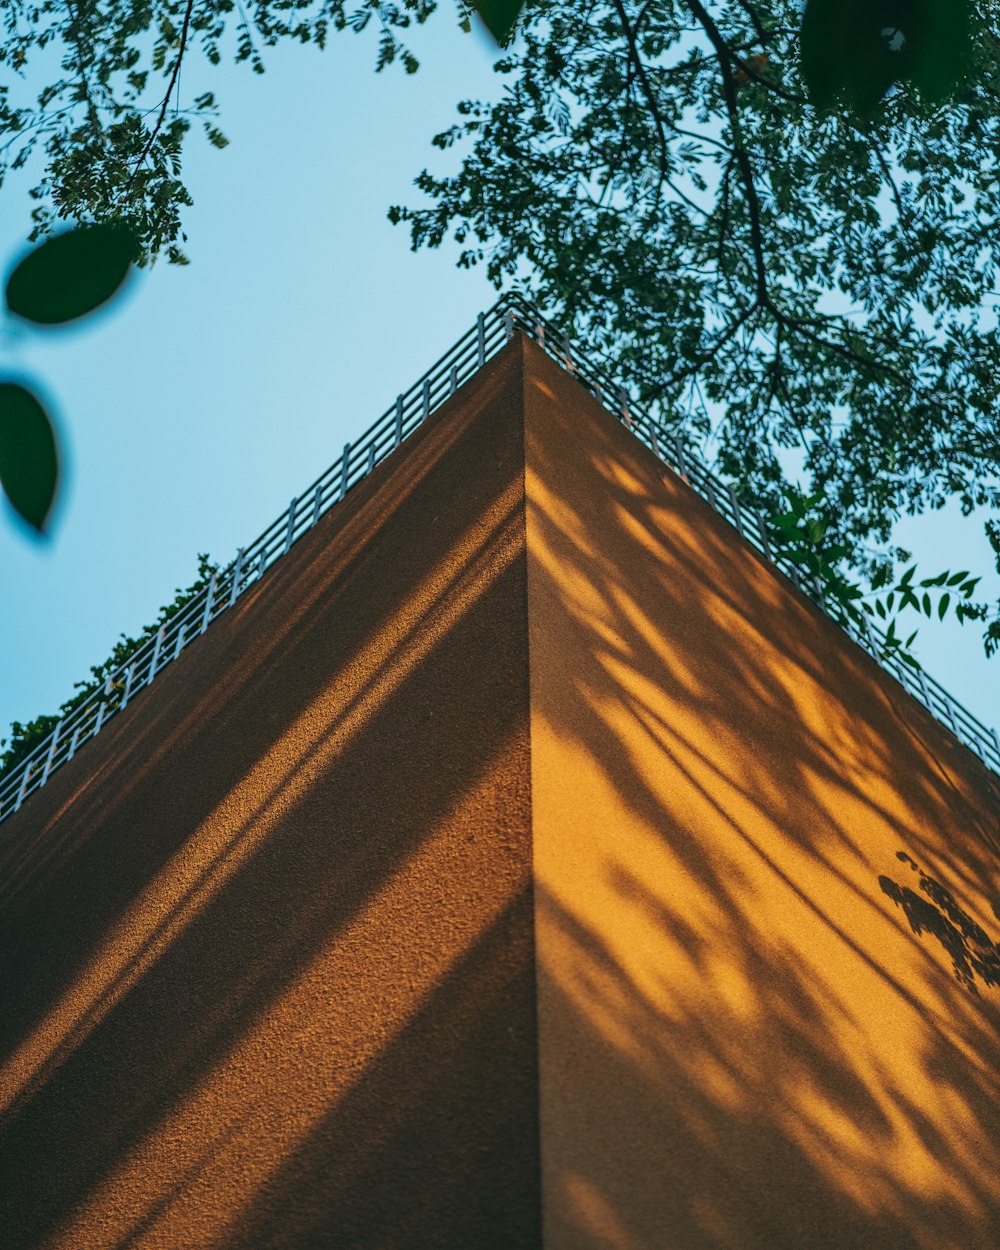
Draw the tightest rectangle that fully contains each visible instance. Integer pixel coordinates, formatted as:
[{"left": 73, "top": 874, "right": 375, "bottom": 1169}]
[{"left": 2, "top": 326, "right": 999, "bottom": 1249}]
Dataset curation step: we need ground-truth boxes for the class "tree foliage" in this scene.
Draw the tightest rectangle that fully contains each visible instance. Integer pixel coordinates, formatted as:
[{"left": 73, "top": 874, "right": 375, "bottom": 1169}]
[
  {"left": 1, "top": 0, "right": 998, "bottom": 654},
  {"left": 395, "top": 0, "right": 1000, "bottom": 654}
]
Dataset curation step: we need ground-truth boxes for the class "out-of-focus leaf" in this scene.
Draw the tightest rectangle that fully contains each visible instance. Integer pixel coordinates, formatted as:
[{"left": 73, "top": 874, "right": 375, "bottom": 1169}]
[
  {"left": 474, "top": 0, "right": 524, "bottom": 45},
  {"left": 910, "top": 0, "right": 974, "bottom": 101},
  {"left": 800, "top": 0, "right": 971, "bottom": 113},
  {"left": 6, "top": 223, "right": 136, "bottom": 326},
  {"left": 0, "top": 382, "right": 59, "bottom": 533}
]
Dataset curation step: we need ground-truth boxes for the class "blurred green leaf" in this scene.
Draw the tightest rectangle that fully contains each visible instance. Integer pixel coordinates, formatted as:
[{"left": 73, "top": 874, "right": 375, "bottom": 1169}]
[
  {"left": 800, "top": 0, "right": 972, "bottom": 113},
  {"left": 6, "top": 223, "right": 137, "bottom": 326},
  {"left": 938, "top": 593, "right": 950, "bottom": 620},
  {"left": 0, "top": 382, "right": 59, "bottom": 533},
  {"left": 474, "top": 0, "right": 523, "bottom": 45}
]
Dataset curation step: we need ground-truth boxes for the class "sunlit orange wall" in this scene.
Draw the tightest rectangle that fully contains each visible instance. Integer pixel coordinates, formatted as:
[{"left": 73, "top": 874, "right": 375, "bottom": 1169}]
[
  {"left": 0, "top": 349, "right": 541, "bottom": 1250},
  {"left": 4, "top": 337, "right": 998, "bottom": 1250},
  {"left": 523, "top": 341, "right": 1000, "bottom": 1250}
]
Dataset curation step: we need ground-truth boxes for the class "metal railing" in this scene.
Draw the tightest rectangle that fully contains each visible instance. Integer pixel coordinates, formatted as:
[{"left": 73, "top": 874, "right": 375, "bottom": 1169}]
[{"left": 1, "top": 294, "right": 997, "bottom": 824}]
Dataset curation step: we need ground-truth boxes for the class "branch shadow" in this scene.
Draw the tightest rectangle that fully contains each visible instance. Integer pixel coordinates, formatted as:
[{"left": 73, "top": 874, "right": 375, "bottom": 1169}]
[{"left": 523, "top": 344, "right": 1000, "bottom": 1249}]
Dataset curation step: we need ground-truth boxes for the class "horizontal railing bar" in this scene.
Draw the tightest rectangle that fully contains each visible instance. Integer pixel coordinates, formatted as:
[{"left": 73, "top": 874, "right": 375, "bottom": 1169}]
[{"left": 2, "top": 295, "right": 996, "bottom": 822}]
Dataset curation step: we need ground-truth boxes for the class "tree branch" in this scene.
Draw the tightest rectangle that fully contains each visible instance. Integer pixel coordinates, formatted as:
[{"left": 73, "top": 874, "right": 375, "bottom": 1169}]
[
  {"left": 682, "top": 0, "right": 770, "bottom": 304},
  {"left": 121, "top": 0, "right": 196, "bottom": 199}
]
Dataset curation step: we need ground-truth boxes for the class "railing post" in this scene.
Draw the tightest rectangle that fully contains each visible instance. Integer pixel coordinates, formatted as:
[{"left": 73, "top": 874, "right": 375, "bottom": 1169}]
[
  {"left": 862, "top": 615, "right": 879, "bottom": 656},
  {"left": 755, "top": 509, "right": 772, "bottom": 560},
  {"left": 992, "top": 727, "right": 1000, "bottom": 763},
  {"left": 149, "top": 625, "right": 165, "bottom": 684},
  {"left": 562, "top": 333, "right": 574, "bottom": 375},
  {"left": 617, "top": 387, "right": 632, "bottom": 429},
  {"left": 41, "top": 720, "right": 62, "bottom": 783},
  {"left": 477, "top": 312, "right": 486, "bottom": 366},
  {"left": 311, "top": 482, "right": 323, "bottom": 527},
  {"left": 121, "top": 663, "right": 135, "bottom": 709},
  {"left": 727, "top": 486, "right": 745, "bottom": 537},
  {"left": 67, "top": 727, "right": 80, "bottom": 762},
  {"left": 450, "top": 364, "right": 459, "bottom": 395},
  {"left": 394, "top": 395, "right": 404, "bottom": 446},
  {"left": 367, "top": 442, "right": 377, "bottom": 473},
  {"left": 173, "top": 623, "right": 186, "bottom": 660},
  {"left": 504, "top": 310, "right": 515, "bottom": 341},
  {"left": 422, "top": 377, "right": 431, "bottom": 423},
  {"left": 672, "top": 436, "right": 687, "bottom": 479},
  {"left": 201, "top": 573, "right": 217, "bottom": 633},
  {"left": 339, "top": 443, "right": 351, "bottom": 500},
  {"left": 283, "top": 497, "right": 298, "bottom": 554},
  {"left": 15, "top": 760, "right": 32, "bottom": 812},
  {"left": 915, "top": 665, "right": 933, "bottom": 712},
  {"left": 229, "top": 549, "right": 245, "bottom": 607}
]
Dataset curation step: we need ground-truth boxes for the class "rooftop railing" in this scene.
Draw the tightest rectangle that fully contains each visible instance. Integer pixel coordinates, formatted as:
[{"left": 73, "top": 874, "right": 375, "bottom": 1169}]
[{"left": 1, "top": 294, "right": 997, "bottom": 825}]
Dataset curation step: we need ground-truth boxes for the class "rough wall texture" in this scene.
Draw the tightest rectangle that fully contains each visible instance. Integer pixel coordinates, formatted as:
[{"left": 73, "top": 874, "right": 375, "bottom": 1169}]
[
  {"left": 3, "top": 335, "right": 998, "bottom": 1250},
  {"left": 523, "top": 340, "right": 1000, "bottom": 1250},
  {"left": 0, "top": 344, "right": 540, "bottom": 1250}
]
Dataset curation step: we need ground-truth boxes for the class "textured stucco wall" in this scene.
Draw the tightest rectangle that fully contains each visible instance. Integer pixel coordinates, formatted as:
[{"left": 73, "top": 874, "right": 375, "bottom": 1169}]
[
  {"left": 0, "top": 344, "right": 540, "bottom": 1250},
  {"left": 523, "top": 341, "right": 1000, "bottom": 1250},
  {"left": 4, "top": 336, "right": 998, "bottom": 1250}
]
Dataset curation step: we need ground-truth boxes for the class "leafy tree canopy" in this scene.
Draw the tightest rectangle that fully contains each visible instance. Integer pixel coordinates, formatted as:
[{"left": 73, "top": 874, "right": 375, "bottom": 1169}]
[{"left": 1, "top": 0, "right": 998, "bottom": 653}]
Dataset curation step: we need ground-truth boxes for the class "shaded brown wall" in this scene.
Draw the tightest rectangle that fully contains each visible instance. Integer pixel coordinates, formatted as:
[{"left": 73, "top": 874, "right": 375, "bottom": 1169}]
[
  {"left": 0, "top": 344, "right": 540, "bottom": 1250},
  {"left": 523, "top": 341, "right": 1000, "bottom": 1250}
]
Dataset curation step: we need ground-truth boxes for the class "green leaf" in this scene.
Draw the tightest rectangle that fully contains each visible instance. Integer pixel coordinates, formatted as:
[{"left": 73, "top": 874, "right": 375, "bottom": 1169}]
[
  {"left": 921, "top": 591, "right": 932, "bottom": 616},
  {"left": 800, "top": 0, "right": 898, "bottom": 112},
  {"left": 938, "top": 593, "right": 950, "bottom": 621},
  {"left": 0, "top": 382, "right": 59, "bottom": 533},
  {"left": 800, "top": 0, "right": 972, "bottom": 113},
  {"left": 899, "top": 564, "right": 916, "bottom": 586},
  {"left": 946, "top": 571, "right": 969, "bottom": 586},
  {"left": 6, "top": 223, "right": 137, "bottom": 326},
  {"left": 909, "top": 0, "right": 974, "bottom": 102},
  {"left": 473, "top": 0, "right": 524, "bottom": 45}
]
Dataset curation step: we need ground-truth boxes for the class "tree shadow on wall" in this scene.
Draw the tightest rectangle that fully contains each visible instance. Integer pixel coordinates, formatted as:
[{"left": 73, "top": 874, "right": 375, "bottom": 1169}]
[
  {"left": 880, "top": 852, "right": 1000, "bottom": 995},
  {"left": 522, "top": 344, "right": 1000, "bottom": 1250}
]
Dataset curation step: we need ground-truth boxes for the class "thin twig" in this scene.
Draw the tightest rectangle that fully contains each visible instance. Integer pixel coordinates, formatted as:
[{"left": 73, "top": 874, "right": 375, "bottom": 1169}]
[{"left": 121, "top": 0, "right": 196, "bottom": 199}]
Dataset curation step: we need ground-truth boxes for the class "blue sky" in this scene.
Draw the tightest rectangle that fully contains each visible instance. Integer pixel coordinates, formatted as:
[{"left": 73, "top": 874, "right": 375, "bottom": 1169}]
[{"left": 0, "top": 16, "right": 996, "bottom": 741}]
